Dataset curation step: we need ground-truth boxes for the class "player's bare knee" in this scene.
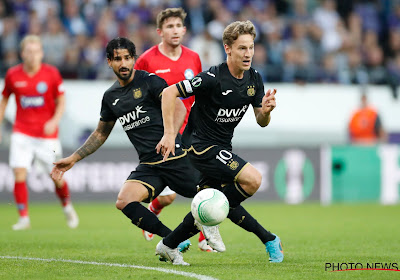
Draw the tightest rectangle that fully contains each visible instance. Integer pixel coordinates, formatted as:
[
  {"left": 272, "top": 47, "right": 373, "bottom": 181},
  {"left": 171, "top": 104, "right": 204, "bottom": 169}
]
[
  {"left": 245, "top": 171, "right": 262, "bottom": 194},
  {"left": 159, "top": 193, "right": 176, "bottom": 206},
  {"left": 116, "top": 198, "right": 129, "bottom": 210}
]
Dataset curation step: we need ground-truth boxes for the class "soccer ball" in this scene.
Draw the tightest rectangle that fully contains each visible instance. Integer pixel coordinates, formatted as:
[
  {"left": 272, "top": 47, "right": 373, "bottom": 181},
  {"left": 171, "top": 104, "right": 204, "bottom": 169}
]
[{"left": 191, "top": 188, "right": 229, "bottom": 226}]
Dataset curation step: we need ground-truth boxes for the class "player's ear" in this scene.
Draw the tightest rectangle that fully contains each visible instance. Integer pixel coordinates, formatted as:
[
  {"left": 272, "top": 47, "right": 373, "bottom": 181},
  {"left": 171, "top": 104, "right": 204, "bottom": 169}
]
[
  {"left": 224, "top": 44, "right": 231, "bottom": 56},
  {"left": 107, "top": 58, "right": 112, "bottom": 68},
  {"left": 156, "top": 28, "right": 162, "bottom": 36}
]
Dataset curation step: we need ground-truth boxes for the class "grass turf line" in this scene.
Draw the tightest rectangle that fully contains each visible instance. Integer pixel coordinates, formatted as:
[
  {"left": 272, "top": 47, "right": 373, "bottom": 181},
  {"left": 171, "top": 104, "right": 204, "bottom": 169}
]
[{"left": 0, "top": 202, "right": 399, "bottom": 280}]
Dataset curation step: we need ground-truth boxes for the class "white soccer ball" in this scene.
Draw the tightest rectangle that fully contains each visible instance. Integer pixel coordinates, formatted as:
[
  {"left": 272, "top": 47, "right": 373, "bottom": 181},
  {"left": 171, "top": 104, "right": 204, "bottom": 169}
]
[{"left": 191, "top": 188, "right": 229, "bottom": 226}]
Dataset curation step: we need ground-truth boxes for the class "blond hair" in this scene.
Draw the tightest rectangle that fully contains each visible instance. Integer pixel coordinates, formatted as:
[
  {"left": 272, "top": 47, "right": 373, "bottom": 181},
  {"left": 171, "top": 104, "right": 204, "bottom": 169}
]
[
  {"left": 222, "top": 20, "right": 256, "bottom": 47},
  {"left": 156, "top": 7, "right": 187, "bottom": 29},
  {"left": 20, "top": 35, "right": 42, "bottom": 51}
]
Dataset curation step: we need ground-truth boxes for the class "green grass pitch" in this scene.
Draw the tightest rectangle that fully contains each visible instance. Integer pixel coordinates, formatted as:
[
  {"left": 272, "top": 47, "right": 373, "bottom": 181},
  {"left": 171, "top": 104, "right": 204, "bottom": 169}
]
[{"left": 0, "top": 201, "right": 399, "bottom": 280}]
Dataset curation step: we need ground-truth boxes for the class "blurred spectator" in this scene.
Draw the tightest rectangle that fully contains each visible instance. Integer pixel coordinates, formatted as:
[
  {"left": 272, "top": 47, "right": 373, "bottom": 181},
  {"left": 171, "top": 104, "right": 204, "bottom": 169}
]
[
  {"left": 288, "top": 0, "right": 317, "bottom": 24},
  {"left": 353, "top": 0, "right": 381, "bottom": 34},
  {"left": 62, "top": 1, "right": 88, "bottom": 36},
  {"left": 386, "top": 29, "right": 400, "bottom": 58},
  {"left": 312, "top": 0, "right": 343, "bottom": 53},
  {"left": 80, "top": 36, "right": 104, "bottom": 79},
  {"left": 41, "top": 17, "right": 69, "bottom": 68},
  {"left": 59, "top": 42, "right": 81, "bottom": 79},
  {"left": 30, "top": 0, "right": 60, "bottom": 24},
  {"left": 26, "top": 10, "right": 42, "bottom": 36},
  {"left": 316, "top": 53, "right": 339, "bottom": 83},
  {"left": 251, "top": 42, "right": 268, "bottom": 81},
  {"left": 338, "top": 48, "right": 368, "bottom": 85},
  {"left": 388, "top": 3, "right": 400, "bottom": 31},
  {"left": 189, "top": 29, "right": 224, "bottom": 70},
  {"left": 206, "top": 2, "right": 232, "bottom": 42},
  {"left": 184, "top": 0, "right": 209, "bottom": 35},
  {"left": 0, "top": 0, "right": 397, "bottom": 84},
  {"left": 346, "top": 12, "right": 362, "bottom": 48},
  {"left": 0, "top": 49, "right": 19, "bottom": 76},
  {"left": 364, "top": 45, "right": 387, "bottom": 85},
  {"left": 386, "top": 52, "right": 400, "bottom": 99},
  {"left": 1, "top": 17, "right": 19, "bottom": 54},
  {"left": 348, "top": 91, "right": 387, "bottom": 144},
  {"left": 94, "top": 7, "right": 119, "bottom": 46}
]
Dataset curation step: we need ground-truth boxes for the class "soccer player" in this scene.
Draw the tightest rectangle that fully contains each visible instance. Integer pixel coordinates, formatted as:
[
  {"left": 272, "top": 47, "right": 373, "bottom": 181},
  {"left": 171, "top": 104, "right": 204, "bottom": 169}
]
[
  {"left": 0, "top": 35, "right": 79, "bottom": 230},
  {"left": 155, "top": 20, "right": 284, "bottom": 265},
  {"left": 134, "top": 8, "right": 212, "bottom": 252},
  {"left": 51, "top": 37, "right": 197, "bottom": 253}
]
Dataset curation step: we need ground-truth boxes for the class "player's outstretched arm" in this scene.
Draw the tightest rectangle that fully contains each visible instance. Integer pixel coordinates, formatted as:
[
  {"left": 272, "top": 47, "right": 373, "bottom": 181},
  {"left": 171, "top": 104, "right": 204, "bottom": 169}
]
[
  {"left": 174, "top": 98, "right": 186, "bottom": 135},
  {"left": 254, "top": 88, "right": 277, "bottom": 127},
  {"left": 156, "top": 84, "right": 181, "bottom": 161},
  {"left": 51, "top": 120, "right": 115, "bottom": 180}
]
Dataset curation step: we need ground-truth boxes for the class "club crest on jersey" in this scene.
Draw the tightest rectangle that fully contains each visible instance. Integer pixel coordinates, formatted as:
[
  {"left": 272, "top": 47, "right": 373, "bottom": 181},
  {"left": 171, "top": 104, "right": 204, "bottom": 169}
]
[
  {"left": 184, "top": 69, "right": 194, "bottom": 80},
  {"left": 36, "top": 81, "right": 48, "bottom": 94},
  {"left": 191, "top": 77, "right": 202, "bottom": 87},
  {"left": 133, "top": 88, "right": 142, "bottom": 99},
  {"left": 247, "top": 85, "right": 255, "bottom": 96},
  {"left": 228, "top": 160, "right": 239, "bottom": 170}
]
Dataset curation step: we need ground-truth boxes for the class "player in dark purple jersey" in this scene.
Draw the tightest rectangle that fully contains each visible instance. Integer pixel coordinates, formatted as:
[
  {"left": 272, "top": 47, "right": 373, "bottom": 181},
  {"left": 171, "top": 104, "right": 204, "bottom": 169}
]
[
  {"left": 51, "top": 37, "right": 197, "bottom": 256},
  {"left": 155, "top": 21, "right": 284, "bottom": 265}
]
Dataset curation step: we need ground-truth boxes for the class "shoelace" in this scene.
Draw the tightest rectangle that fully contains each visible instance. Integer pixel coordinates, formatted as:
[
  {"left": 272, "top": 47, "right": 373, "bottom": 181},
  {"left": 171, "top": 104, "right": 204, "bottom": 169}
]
[{"left": 204, "top": 225, "right": 220, "bottom": 236}]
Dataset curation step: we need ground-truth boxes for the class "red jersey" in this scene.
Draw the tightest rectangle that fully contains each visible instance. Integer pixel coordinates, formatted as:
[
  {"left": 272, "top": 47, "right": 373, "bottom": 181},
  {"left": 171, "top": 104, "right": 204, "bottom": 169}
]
[
  {"left": 2, "top": 63, "right": 65, "bottom": 138},
  {"left": 135, "top": 45, "right": 202, "bottom": 134}
]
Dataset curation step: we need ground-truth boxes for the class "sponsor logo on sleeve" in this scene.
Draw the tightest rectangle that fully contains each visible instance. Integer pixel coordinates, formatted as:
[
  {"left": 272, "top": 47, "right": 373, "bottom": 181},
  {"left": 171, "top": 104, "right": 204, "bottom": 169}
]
[
  {"left": 183, "top": 80, "right": 193, "bottom": 93},
  {"left": 191, "top": 77, "right": 202, "bottom": 87}
]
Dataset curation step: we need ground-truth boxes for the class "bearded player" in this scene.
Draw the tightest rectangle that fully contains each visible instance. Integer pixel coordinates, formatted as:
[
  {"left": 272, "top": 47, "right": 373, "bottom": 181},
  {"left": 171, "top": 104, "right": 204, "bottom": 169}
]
[{"left": 134, "top": 7, "right": 212, "bottom": 252}]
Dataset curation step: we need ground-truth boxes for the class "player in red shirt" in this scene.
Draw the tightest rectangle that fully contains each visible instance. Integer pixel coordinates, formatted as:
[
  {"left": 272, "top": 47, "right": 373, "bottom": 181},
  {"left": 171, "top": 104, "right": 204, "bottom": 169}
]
[
  {"left": 0, "top": 35, "right": 79, "bottom": 230},
  {"left": 134, "top": 8, "right": 212, "bottom": 252}
]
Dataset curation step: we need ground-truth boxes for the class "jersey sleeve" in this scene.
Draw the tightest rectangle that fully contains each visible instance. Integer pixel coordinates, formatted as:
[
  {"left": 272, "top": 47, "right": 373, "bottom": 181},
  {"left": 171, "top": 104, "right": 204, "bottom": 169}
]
[
  {"left": 100, "top": 94, "right": 117, "bottom": 122},
  {"left": 53, "top": 68, "right": 65, "bottom": 98},
  {"left": 134, "top": 55, "right": 147, "bottom": 71},
  {"left": 1, "top": 71, "right": 13, "bottom": 98},
  {"left": 195, "top": 54, "right": 202, "bottom": 74},
  {"left": 175, "top": 71, "right": 216, "bottom": 98},
  {"left": 148, "top": 74, "right": 168, "bottom": 102},
  {"left": 251, "top": 71, "right": 266, "bottom": 108}
]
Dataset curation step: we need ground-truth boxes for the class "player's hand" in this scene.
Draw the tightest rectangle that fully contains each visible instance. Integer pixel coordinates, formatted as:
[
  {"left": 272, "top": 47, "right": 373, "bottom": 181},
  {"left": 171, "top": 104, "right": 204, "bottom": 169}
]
[
  {"left": 44, "top": 119, "right": 58, "bottom": 135},
  {"left": 156, "top": 134, "right": 176, "bottom": 162},
  {"left": 51, "top": 156, "right": 76, "bottom": 180},
  {"left": 262, "top": 88, "right": 277, "bottom": 114}
]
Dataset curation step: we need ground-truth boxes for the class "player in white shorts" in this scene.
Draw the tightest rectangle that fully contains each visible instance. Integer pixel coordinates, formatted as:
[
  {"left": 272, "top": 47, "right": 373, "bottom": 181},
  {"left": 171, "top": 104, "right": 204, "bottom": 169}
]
[{"left": 0, "top": 35, "right": 79, "bottom": 230}]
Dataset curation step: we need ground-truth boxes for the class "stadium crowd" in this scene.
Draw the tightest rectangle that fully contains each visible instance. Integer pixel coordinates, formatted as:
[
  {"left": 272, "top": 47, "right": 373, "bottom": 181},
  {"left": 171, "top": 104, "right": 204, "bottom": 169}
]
[{"left": 0, "top": 0, "right": 400, "bottom": 89}]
